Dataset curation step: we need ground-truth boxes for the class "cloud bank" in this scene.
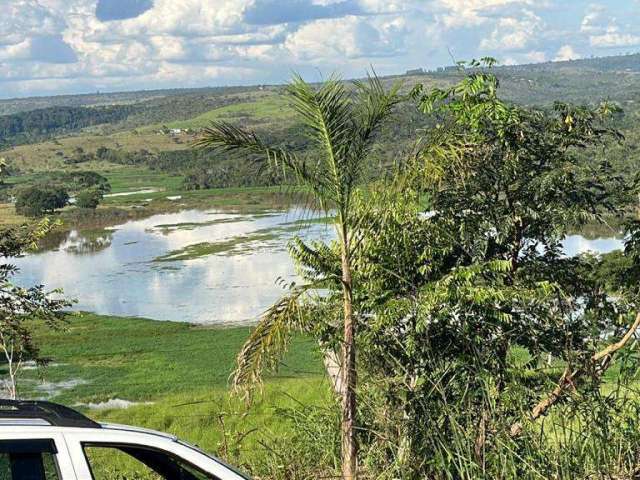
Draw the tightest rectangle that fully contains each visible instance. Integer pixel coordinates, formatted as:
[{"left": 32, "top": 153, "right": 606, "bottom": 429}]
[{"left": 0, "top": 0, "right": 638, "bottom": 98}]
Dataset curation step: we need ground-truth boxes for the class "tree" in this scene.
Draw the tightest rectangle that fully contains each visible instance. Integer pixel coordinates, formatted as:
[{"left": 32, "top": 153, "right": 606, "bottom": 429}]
[
  {"left": 326, "top": 59, "right": 639, "bottom": 475},
  {"left": 75, "top": 188, "right": 103, "bottom": 209},
  {"left": 0, "top": 158, "right": 7, "bottom": 186},
  {"left": 0, "top": 221, "right": 72, "bottom": 398},
  {"left": 15, "top": 185, "right": 69, "bottom": 217},
  {"left": 196, "top": 73, "right": 400, "bottom": 479},
  {"left": 257, "top": 60, "right": 640, "bottom": 477}
]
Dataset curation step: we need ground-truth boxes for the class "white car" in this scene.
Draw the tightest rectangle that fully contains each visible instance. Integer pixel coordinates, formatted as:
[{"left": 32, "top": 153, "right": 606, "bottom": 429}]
[{"left": 0, "top": 399, "right": 250, "bottom": 479}]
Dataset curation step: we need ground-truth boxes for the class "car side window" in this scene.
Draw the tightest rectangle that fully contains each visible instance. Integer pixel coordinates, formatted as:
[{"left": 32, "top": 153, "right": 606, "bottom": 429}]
[
  {"left": 0, "top": 440, "right": 60, "bottom": 480},
  {"left": 83, "top": 444, "right": 221, "bottom": 480}
]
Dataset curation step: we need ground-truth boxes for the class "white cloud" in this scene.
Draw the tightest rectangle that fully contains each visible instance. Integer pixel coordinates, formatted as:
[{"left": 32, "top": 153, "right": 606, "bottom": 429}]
[
  {"left": 580, "top": 5, "right": 607, "bottom": 34},
  {"left": 590, "top": 32, "right": 640, "bottom": 48},
  {"left": 0, "top": 40, "right": 32, "bottom": 61},
  {"left": 554, "top": 44, "right": 580, "bottom": 61},
  {"left": 435, "top": 0, "right": 542, "bottom": 29},
  {"left": 285, "top": 15, "right": 405, "bottom": 61},
  {"left": 581, "top": 4, "right": 640, "bottom": 49},
  {"left": 480, "top": 10, "right": 543, "bottom": 51},
  {"left": 1, "top": 0, "right": 639, "bottom": 98},
  {"left": 0, "top": 0, "right": 66, "bottom": 46}
]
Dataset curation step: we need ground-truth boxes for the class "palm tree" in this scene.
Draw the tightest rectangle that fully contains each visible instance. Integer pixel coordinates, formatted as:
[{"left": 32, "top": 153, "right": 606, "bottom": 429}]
[{"left": 196, "top": 73, "right": 399, "bottom": 479}]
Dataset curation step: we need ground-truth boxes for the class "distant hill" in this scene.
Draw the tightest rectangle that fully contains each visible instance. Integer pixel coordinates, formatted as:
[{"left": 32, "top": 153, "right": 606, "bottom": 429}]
[
  {"left": 0, "top": 85, "right": 273, "bottom": 116},
  {"left": 397, "top": 53, "right": 640, "bottom": 106},
  {"left": 2, "top": 52, "right": 639, "bottom": 116},
  {"left": 1, "top": 52, "right": 640, "bottom": 180}
]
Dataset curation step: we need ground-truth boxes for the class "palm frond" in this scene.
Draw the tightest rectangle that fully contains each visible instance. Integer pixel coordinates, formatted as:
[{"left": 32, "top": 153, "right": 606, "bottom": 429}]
[
  {"left": 232, "top": 285, "right": 313, "bottom": 397},
  {"left": 286, "top": 74, "right": 354, "bottom": 204},
  {"left": 352, "top": 72, "right": 401, "bottom": 154},
  {"left": 345, "top": 73, "right": 402, "bottom": 205},
  {"left": 195, "top": 121, "right": 332, "bottom": 201}
]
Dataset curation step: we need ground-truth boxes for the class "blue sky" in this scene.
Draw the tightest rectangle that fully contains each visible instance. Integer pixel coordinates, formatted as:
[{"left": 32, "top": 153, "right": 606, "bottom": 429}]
[{"left": 1, "top": 0, "right": 639, "bottom": 98}]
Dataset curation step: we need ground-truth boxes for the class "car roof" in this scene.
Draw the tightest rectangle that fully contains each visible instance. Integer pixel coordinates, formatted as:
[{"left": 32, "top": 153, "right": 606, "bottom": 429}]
[
  {"left": 0, "top": 400, "right": 101, "bottom": 428},
  {"left": 0, "top": 400, "right": 179, "bottom": 444},
  {"left": 100, "top": 422, "right": 177, "bottom": 441}
]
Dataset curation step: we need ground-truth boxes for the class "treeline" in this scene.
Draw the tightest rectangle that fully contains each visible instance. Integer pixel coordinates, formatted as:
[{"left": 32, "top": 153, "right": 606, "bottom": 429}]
[
  {"left": 9, "top": 170, "right": 110, "bottom": 216},
  {"left": 0, "top": 105, "right": 134, "bottom": 144},
  {"left": 94, "top": 146, "right": 286, "bottom": 189}
]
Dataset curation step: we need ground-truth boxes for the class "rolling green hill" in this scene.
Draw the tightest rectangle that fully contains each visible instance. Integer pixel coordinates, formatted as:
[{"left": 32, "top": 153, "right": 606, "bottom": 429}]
[{"left": 2, "top": 52, "right": 640, "bottom": 227}]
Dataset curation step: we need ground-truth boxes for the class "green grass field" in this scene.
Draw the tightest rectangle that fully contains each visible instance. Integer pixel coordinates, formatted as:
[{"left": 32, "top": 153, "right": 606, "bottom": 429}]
[
  {"left": 148, "top": 94, "right": 295, "bottom": 131},
  {"left": 14, "top": 313, "right": 330, "bottom": 471},
  {"left": 2, "top": 131, "right": 190, "bottom": 173}
]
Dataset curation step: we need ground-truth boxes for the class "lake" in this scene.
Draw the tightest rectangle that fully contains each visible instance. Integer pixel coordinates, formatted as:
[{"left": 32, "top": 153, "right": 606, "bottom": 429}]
[{"left": 10, "top": 209, "right": 624, "bottom": 325}]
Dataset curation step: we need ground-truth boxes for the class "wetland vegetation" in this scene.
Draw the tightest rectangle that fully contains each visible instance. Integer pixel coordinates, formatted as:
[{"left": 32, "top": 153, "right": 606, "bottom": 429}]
[{"left": 4, "top": 54, "right": 640, "bottom": 479}]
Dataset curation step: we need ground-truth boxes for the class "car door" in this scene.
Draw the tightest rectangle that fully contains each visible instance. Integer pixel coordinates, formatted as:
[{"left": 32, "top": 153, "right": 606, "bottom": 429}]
[
  {"left": 0, "top": 433, "right": 77, "bottom": 480},
  {"left": 63, "top": 430, "right": 249, "bottom": 480}
]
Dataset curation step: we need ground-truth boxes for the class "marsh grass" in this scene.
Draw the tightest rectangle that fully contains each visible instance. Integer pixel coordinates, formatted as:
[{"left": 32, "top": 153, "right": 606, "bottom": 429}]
[{"left": 9, "top": 313, "right": 640, "bottom": 479}]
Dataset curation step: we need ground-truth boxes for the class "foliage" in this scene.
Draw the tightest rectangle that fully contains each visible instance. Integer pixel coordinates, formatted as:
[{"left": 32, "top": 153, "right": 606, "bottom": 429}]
[
  {"left": 54, "top": 171, "right": 111, "bottom": 194},
  {"left": 198, "top": 72, "right": 401, "bottom": 478},
  {"left": 75, "top": 188, "right": 103, "bottom": 209},
  {"left": 333, "top": 60, "right": 640, "bottom": 478},
  {"left": 214, "top": 60, "right": 640, "bottom": 478},
  {"left": 0, "top": 221, "right": 72, "bottom": 398},
  {"left": 8, "top": 170, "right": 110, "bottom": 216},
  {"left": 0, "top": 105, "right": 134, "bottom": 145},
  {"left": 14, "top": 185, "right": 69, "bottom": 217}
]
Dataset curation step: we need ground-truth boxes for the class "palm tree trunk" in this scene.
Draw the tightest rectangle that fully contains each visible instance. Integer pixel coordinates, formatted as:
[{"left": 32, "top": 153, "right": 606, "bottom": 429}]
[{"left": 340, "top": 234, "right": 357, "bottom": 480}]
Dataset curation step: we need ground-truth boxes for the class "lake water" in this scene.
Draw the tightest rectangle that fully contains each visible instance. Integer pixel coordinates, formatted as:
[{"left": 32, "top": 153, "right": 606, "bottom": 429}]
[
  {"left": 10, "top": 209, "right": 624, "bottom": 325},
  {"left": 11, "top": 208, "right": 332, "bottom": 325}
]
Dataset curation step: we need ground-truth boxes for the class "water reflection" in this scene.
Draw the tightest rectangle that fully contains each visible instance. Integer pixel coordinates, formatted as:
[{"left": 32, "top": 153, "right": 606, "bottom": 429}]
[
  {"left": 11, "top": 209, "right": 623, "bottom": 325},
  {"left": 561, "top": 235, "right": 624, "bottom": 256},
  {"left": 12, "top": 209, "right": 331, "bottom": 325},
  {"left": 35, "top": 229, "right": 114, "bottom": 254}
]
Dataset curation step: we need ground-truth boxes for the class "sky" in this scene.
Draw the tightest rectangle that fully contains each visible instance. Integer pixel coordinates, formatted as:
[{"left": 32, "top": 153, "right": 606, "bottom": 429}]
[{"left": 1, "top": 0, "right": 639, "bottom": 99}]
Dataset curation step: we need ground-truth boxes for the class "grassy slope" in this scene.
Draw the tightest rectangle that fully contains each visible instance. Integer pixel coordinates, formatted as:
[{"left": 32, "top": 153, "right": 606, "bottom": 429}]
[
  {"left": 1, "top": 93, "right": 290, "bottom": 174},
  {"left": 17, "top": 313, "right": 330, "bottom": 468},
  {"left": 2, "top": 131, "right": 190, "bottom": 173},
  {"left": 145, "top": 94, "right": 294, "bottom": 131},
  {"left": 0, "top": 92, "right": 298, "bottom": 226}
]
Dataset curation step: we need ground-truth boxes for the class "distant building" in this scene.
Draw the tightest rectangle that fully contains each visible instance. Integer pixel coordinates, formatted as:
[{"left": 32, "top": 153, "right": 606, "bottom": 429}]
[
  {"left": 169, "top": 128, "right": 183, "bottom": 135},
  {"left": 406, "top": 68, "right": 425, "bottom": 76}
]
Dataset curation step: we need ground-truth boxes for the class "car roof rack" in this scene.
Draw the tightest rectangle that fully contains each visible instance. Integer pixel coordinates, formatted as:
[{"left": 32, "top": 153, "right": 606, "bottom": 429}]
[{"left": 0, "top": 400, "right": 101, "bottom": 428}]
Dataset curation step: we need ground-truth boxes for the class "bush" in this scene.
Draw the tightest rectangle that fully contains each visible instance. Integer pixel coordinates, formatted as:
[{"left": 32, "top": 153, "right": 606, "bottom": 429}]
[
  {"left": 75, "top": 188, "right": 103, "bottom": 209},
  {"left": 14, "top": 185, "right": 69, "bottom": 217}
]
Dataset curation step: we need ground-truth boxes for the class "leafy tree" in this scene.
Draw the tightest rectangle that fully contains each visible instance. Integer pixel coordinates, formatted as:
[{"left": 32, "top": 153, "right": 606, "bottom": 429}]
[
  {"left": 250, "top": 61, "right": 640, "bottom": 477},
  {"left": 0, "top": 158, "right": 7, "bottom": 186},
  {"left": 197, "top": 73, "right": 400, "bottom": 479},
  {"left": 15, "top": 185, "right": 69, "bottom": 217},
  {"left": 0, "top": 221, "right": 72, "bottom": 398},
  {"left": 75, "top": 188, "right": 103, "bottom": 209},
  {"left": 341, "top": 59, "right": 638, "bottom": 475}
]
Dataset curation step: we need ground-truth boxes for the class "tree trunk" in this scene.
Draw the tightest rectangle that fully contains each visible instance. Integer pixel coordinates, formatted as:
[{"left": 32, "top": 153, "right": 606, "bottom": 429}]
[{"left": 341, "top": 237, "right": 357, "bottom": 480}]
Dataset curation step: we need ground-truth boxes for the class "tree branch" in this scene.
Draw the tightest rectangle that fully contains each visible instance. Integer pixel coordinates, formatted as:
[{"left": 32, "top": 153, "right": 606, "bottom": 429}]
[{"left": 511, "top": 312, "right": 640, "bottom": 437}]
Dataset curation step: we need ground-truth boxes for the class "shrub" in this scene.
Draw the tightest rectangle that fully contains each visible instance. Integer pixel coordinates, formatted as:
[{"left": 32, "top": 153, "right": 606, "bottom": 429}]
[
  {"left": 15, "top": 185, "right": 69, "bottom": 217},
  {"left": 75, "top": 188, "right": 103, "bottom": 209}
]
